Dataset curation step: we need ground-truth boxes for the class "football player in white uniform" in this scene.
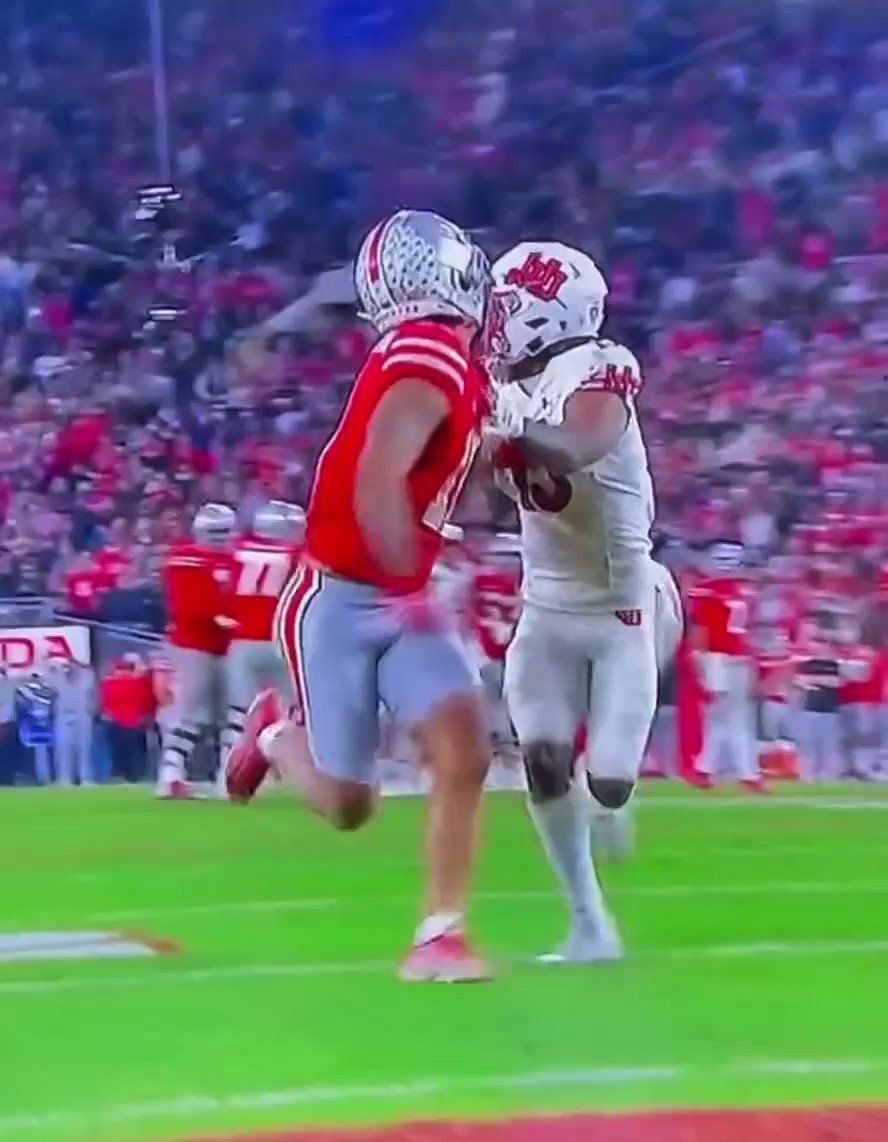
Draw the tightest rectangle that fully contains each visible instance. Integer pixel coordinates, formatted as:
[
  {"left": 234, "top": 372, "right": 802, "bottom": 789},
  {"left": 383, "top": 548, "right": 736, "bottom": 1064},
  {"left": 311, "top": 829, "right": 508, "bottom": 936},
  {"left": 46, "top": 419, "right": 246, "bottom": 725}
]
[{"left": 485, "top": 242, "right": 680, "bottom": 962}]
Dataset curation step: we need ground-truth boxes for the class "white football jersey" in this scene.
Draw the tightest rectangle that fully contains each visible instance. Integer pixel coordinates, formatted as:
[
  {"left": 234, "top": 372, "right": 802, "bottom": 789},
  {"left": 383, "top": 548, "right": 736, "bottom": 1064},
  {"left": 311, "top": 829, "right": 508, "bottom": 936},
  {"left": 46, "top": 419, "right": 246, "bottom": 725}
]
[{"left": 496, "top": 338, "right": 655, "bottom": 612}]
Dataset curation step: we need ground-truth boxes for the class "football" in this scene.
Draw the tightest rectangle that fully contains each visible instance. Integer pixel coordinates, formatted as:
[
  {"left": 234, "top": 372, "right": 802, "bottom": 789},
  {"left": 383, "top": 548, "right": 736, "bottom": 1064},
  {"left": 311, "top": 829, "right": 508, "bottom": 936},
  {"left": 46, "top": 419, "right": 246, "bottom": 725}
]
[{"left": 523, "top": 467, "right": 573, "bottom": 513}]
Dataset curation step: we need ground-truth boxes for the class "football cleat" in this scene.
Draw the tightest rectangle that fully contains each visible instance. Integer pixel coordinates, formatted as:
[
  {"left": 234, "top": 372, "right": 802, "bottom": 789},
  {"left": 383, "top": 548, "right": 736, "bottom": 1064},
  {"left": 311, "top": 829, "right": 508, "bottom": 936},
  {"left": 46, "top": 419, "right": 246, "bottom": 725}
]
[
  {"left": 225, "top": 689, "right": 284, "bottom": 804},
  {"left": 399, "top": 931, "right": 493, "bottom": 983},
  {"left": 155, "top": 779, "right": 198, "bottom": 801},
  {"left": 538, "top": 917, "right": 624, "bottom": 965}
]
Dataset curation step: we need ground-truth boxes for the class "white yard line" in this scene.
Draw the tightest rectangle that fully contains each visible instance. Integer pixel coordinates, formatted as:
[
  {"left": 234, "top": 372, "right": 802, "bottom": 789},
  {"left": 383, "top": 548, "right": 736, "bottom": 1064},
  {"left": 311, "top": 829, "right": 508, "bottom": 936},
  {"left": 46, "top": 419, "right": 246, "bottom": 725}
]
[
  {"left": 637, "top": 795, "right": 888, "bottom": 810},
  {"left": 2, "top": 879, "right": 888, "bottom": 932},
  {"left": 651, "top": 843, "right": 888, "bottom": 858},
  {"left": 93, "top": 898, "right": 339, "bottom": 922},
  {"left": 2, "top": 938, "right": 888, "bottom": 997},
  {"left": 0, "top": 1059, "right": 885, "bottom": 1135},
  {"left": 478, "top": 881, "right": 888, "bottom": 900}
]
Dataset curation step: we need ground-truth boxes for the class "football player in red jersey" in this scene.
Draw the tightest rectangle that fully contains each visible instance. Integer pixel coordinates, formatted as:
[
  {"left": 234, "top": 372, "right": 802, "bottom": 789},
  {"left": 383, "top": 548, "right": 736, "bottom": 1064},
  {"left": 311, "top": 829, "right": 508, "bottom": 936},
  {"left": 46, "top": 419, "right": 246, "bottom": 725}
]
[
  {"left": 688, "top": 540, "right": 763, "bottom": 790},
  {"left": 469, "top": 535, "right": 522, "bottom": 744},
  {"left": 226, "top": 210, "right": 494, "bottom": 981},
  {"left": 220, "top": 501, "right": 304, "bottom": 774},
  {"left": 156, "top": 503, "right": 236, "bottom": 799}
]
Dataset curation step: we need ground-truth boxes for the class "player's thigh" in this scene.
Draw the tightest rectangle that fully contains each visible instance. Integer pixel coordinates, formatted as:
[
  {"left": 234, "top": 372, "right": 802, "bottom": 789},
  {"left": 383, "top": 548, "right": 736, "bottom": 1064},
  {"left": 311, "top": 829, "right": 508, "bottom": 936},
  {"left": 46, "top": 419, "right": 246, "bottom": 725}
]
[
  {"left": 726, "top": 657, "right": 753, "bottom": 706},
  {"left": 504, "top": 608, "right": 586, "bottom": 746},
  {"left": 225, "top": 642, "right": 255, "bottom": 711},
  {"left": 586, "top": 612, "right": 658, "bottom": 781},
  {"left": 479, "top": 658, "right": 504, "bottom": 703},
  {"left": 227, "top": 641, "right": 290, "bottom": 709},
  {"left": 169, "top": 646, "right": 214, "bottom": 723},
  {"left": 699, "top": 652, "right": 730, "bottom": 696},
  {"left": 277, "top": 568, "right": 380, "bottom": 785},
  {"left": 378, "top": 626, "right": 479, "bottom": 732},
  {"left": 762, "top": 699, "right": 785, "bottom": 741}
]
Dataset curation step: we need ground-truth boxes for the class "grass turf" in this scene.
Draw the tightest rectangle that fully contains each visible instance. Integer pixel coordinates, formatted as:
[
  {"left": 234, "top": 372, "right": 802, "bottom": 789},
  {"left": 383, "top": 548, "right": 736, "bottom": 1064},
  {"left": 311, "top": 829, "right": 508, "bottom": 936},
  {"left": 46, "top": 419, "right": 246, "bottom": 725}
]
[{"left": 1, "top": 783, "right": 888, "bottom": 1142}]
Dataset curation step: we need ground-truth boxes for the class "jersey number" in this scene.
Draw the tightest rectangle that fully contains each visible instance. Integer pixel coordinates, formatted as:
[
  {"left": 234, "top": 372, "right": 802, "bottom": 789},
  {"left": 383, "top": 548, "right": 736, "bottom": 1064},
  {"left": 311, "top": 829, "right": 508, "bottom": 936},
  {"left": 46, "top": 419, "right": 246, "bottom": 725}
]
[
  {"left": 235, "top": 552, "right": 290, "bottom": 597},
  {"left": 726, "top": 599, "right": 748, "bottom": 635}
]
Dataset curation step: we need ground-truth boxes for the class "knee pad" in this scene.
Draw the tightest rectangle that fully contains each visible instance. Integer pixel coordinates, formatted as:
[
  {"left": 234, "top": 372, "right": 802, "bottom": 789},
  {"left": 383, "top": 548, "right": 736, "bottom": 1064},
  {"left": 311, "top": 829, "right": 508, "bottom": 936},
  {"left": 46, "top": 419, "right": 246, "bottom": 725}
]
[
  {"left": 523, "top": 742, "right": 574, "bottom": 803},
  {"left": 587, "top": 776, "right": 634, "bottom": 810}
]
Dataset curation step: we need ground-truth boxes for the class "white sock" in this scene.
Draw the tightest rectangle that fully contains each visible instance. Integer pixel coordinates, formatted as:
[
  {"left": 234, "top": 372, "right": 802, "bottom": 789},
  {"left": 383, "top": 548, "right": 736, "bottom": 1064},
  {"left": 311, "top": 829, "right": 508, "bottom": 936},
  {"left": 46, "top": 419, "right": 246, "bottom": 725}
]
[
  {"left": 257, "top": 720, "right": 288, "bottom": 760},
  {"left": 158, "top": 759, "right": 183, "bottom": 786},
  {"left": 527, "top": 781, "right": 609, "bottom": 932},
  {"left": 414, "top": 912, "right": 463, "bottom": 946}
]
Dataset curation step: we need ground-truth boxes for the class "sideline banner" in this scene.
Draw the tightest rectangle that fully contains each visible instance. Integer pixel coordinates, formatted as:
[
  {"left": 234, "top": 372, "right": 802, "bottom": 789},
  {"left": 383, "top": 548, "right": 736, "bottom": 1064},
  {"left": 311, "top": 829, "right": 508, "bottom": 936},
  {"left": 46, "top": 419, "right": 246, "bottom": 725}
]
[{"left": 0, "top": 625, "right": 92, "bottom": 673}]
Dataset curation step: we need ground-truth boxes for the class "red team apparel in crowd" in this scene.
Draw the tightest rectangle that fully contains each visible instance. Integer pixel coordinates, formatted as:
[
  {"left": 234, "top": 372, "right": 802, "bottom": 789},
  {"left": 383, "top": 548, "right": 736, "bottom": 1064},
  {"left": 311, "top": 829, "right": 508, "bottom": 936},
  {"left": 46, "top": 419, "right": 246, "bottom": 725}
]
[{"left": 304, "top": 319, "right": 486, "bottom": 594}]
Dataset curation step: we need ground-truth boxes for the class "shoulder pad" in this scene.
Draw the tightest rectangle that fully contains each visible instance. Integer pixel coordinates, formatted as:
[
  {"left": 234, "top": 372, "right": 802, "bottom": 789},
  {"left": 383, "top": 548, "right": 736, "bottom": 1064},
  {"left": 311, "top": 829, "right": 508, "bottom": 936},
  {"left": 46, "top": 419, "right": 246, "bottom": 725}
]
[{"left": 533, "top": 339, "right": 642, "bottom": 424}]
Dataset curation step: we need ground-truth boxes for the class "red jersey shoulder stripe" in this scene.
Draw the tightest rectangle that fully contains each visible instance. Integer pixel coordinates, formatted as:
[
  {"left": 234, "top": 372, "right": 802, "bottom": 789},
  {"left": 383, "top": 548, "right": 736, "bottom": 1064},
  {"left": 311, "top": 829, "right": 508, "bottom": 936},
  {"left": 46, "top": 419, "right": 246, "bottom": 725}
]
[
  {"left": 389, "top": 335, "right": 467, "bottom": 370},
  {"left": 382, "top": 330, "right": 469, "bottom": 394}
]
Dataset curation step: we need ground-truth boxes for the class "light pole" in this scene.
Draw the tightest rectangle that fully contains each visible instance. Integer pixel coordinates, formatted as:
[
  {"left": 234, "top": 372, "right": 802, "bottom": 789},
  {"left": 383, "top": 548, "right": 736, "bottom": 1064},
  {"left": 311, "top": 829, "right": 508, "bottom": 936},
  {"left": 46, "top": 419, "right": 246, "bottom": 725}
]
[{"left": 146, "top": 0, "right": 172, "bottom": 185}]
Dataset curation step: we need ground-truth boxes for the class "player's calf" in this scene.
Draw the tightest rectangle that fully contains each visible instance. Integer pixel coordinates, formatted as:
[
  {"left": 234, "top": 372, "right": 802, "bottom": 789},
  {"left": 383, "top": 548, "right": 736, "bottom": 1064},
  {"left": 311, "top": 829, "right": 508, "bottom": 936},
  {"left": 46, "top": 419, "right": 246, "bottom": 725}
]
[
  {"left": 327, "top": 783, "right": 376, "bottom": 832},
  {"left": 415, "top": 691, "right": 490, "bottom": 914}
]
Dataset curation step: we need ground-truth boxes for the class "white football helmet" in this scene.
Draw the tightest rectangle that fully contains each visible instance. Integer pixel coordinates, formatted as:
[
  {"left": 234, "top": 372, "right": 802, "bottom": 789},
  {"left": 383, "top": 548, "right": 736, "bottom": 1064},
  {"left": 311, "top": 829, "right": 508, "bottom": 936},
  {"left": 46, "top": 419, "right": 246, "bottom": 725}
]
[
  {"left": 253, "top": 500, "right": 305, "bottom": 542},
  {"left": 193, "top": 502, "right": 236, "bottom": 545},
  {"left": 486, "top": 241, "right": 608, "bottom": 369},
  {"left": 707, "top": 540, "right": 745, "bottom": 575},
  {"left": 354, "top": 209, "right": 491, "bottom": 334}
]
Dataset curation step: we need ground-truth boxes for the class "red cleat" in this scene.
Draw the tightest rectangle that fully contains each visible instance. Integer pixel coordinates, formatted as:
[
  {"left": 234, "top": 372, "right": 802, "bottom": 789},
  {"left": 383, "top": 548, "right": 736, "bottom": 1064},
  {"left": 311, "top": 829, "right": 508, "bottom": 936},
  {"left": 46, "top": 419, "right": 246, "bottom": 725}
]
[
  {"left": 687, "top": 772, "right": 713, "bottom": 790},
  {"left": 741, "top": 777, "right": 768, "bottom": 794},
  {"left": 225, "top": 689, "right": 284, "bottom": 804},
  {"left": 399, "top": 931, "right": 493, "bottom": 983},
  {"left": 155, "top": 779, "right": 198, "bottom": 801}
]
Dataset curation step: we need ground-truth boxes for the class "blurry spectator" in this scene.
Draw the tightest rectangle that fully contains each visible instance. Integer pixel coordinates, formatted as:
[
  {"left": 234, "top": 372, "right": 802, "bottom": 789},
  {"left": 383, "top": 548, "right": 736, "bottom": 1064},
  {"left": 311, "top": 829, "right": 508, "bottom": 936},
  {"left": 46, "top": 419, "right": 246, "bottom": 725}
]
[
  {"left": 98, "top": 654, "right": 157, "bottom": 783},
  {"left": 0, "top": 668, "right": 17, "bottom": 786}
]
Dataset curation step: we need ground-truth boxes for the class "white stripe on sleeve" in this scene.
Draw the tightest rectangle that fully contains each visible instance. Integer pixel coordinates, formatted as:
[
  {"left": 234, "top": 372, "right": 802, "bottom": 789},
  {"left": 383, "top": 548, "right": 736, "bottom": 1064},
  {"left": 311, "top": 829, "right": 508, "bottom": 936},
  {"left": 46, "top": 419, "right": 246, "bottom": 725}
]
[{"left": 382, "top": 353, "right": 465, "bottom": 392}]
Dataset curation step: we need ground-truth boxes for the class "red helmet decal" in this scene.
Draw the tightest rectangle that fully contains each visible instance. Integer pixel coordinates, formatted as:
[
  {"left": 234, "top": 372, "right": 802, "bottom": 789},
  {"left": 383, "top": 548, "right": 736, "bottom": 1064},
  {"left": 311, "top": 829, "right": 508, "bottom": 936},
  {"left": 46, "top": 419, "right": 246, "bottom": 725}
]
[{"left": 504, "top": 252, "right": 568, "bottom": 303}]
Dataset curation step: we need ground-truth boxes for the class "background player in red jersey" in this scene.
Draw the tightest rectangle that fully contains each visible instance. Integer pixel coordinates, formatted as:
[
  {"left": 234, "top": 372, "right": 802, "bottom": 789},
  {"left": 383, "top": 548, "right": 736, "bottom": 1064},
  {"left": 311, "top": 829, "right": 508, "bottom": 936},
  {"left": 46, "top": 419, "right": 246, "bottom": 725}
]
[
  {"left": 754, "top": 624, "right": 798, "bottom": 780},
  {"left": 688, "top": 540, "right": 763, "bottom": 790},
  {"left": 220, "top": 501, "right": 304, "bottom": 774},
  {"left": 156, "top": 502, "right": 236, "bottom": 799},
  {"left": 468, "top": 535, "right": 522, "bottom": 745},
  {"left": 227, "top": 210, "right": 494, "bottom": 982},
  {"left": 837, "top": 625, "right": 883, "bottom": 779}
]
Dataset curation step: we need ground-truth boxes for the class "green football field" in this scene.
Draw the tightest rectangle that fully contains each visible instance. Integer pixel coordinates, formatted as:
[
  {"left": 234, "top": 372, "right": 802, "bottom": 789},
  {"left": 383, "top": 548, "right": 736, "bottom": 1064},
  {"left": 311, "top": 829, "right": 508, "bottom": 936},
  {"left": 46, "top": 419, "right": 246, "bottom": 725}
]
[{"left": 2, "top": 782, "right": 888, "bottom": 1142}]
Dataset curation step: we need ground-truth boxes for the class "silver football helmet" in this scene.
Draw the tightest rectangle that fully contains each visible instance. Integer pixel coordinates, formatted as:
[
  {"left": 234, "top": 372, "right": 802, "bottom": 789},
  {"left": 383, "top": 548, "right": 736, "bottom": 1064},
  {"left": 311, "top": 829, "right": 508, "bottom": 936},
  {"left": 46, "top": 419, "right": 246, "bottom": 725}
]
[
  {"left": 252, "top": 500, "right": 305, "bottom": 542},
  {"left": 193, "top": 502, "right": 236, "bottom": 546},
  {"left": 354, "top": 209, "right": 490, "bottom": 334}
]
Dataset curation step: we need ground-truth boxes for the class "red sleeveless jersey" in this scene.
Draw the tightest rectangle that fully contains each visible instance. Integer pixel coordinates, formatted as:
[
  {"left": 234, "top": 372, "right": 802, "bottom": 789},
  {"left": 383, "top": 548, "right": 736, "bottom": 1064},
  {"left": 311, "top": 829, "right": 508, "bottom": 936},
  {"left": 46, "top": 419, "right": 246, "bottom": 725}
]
[{"left": 305, "top": 319, "right": 485, "bottom": 594}]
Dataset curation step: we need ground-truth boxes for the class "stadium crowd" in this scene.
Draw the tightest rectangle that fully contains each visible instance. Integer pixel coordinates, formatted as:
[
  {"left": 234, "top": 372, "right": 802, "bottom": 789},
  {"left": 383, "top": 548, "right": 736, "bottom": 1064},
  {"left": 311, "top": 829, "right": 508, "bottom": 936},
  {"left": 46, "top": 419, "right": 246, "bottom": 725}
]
[{"left": 0, "top": 0, "right": 883, "bottom": 781}]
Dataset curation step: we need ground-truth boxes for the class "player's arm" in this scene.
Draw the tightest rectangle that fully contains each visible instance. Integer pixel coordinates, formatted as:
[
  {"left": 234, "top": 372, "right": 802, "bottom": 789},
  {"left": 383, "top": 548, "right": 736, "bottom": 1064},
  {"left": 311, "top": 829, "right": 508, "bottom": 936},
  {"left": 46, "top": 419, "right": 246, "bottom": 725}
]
[
  {"left": 502, "top": 388, "right": 629, "bottom": 476},
  {"left": 354, "top": 379, "right": 449, "bottom": 579}
]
